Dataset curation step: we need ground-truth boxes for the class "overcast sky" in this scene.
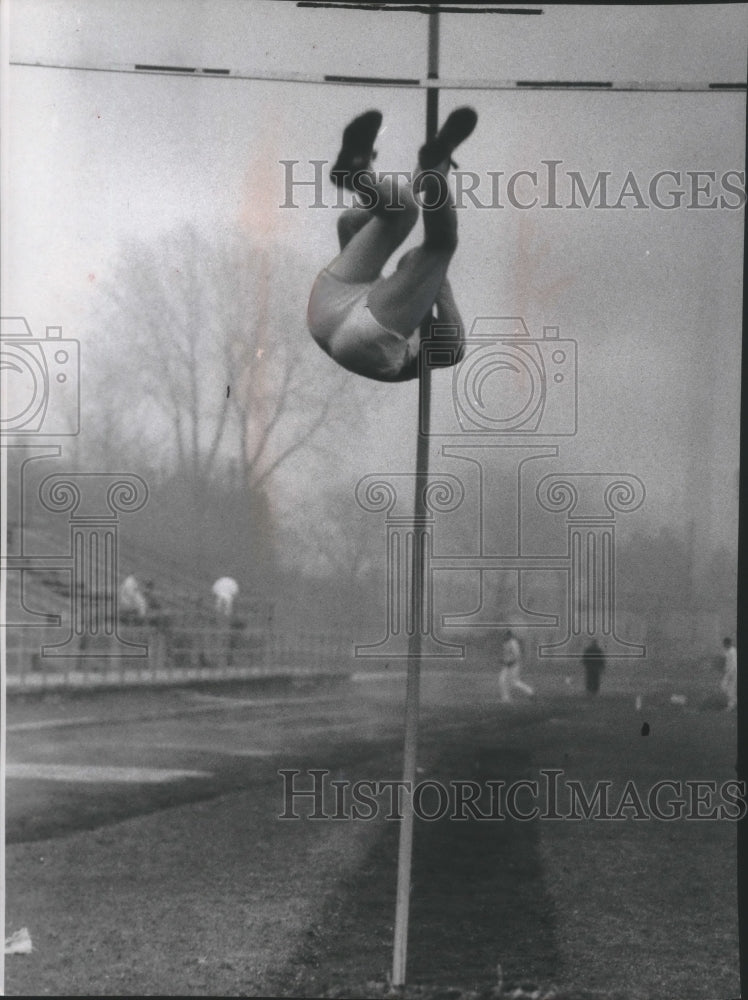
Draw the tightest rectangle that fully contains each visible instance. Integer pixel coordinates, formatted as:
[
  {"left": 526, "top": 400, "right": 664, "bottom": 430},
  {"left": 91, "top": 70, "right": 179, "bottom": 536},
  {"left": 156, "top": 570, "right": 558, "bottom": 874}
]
[{"left": 3, "top": 2, "right": 746, "bottom": 567}]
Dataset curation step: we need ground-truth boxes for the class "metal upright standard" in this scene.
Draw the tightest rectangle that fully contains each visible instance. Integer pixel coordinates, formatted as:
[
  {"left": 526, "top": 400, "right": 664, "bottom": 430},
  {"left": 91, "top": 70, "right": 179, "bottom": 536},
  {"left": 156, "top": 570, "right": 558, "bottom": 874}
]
[{"left": 391, "top": 10, "right": 438, "bottom": 987}]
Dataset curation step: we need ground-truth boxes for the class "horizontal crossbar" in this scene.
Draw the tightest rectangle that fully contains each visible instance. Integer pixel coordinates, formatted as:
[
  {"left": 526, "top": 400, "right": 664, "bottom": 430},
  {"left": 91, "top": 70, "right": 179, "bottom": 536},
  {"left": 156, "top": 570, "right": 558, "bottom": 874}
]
[
  {"left": 296, "top": 2, "right": 543, "bottom": 12},
  {"left": 10, "top": 60, "right": 747, "bottom": 92}
]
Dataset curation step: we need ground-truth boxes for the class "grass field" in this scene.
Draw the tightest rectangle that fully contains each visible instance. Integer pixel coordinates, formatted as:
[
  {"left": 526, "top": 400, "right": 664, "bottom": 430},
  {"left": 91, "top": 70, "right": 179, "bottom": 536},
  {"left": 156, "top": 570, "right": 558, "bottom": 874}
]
[
  {"left": 4, "top": 658, "right": 739, "bottom": 998},
  {"left": 266, "top": 660, "right": 740, "bottom": 999}
]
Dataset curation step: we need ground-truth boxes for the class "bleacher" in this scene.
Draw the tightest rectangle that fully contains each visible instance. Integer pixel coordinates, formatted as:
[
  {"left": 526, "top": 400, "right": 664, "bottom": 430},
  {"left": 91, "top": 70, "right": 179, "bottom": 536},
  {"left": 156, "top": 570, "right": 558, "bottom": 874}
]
[{"left": 4, "top": 526, "right": 353, "bottom": 690}]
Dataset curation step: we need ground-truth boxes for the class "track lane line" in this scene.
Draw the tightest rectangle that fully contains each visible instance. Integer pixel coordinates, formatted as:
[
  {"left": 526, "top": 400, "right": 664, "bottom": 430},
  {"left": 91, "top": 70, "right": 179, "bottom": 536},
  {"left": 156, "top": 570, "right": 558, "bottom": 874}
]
[{"left": 5, "top": 763, "right": 212, "bottom": 783}]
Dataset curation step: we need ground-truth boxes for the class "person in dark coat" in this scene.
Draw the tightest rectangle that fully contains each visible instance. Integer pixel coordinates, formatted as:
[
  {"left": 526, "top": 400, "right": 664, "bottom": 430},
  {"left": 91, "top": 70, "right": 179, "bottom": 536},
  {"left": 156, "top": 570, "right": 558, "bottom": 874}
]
[{"left": 582, "top": 640, "right": 606, "bottom": 694}]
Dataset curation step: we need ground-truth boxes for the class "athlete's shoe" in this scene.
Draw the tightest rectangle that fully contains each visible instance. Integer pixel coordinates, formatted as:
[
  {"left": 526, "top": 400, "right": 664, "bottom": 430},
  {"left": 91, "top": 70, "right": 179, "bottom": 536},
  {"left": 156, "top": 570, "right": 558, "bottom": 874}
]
[
  {"left": 418, "top": 106, "right": 478, "bottom": 171},
  {"left": 330, "top": 110, "right": 383, "bottom": 190}
]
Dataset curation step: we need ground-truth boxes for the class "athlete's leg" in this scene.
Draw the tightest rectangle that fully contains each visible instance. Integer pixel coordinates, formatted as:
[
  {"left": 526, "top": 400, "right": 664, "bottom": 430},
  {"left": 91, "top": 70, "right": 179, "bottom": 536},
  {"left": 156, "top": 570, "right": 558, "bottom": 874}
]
[
  {"left": 366, "top": 108, "right": 477, "bottom": 337},
  {"left": 336, "top": 204, "right": 371, "bottom": 251},
  {"left": 723, "top": 663, "right": 737, "bottom": 710},
  {"left": 366, "top": 167, "right": 456, "bottom": 335},
  {"left": 499, "top": 668, "right": 512, "bottom": 704},
  {"left": 433, "top": 274, "right": 467, "bottom": 363},
  {"left": 508, "top": 665, "right": 535, "bottom": 698},
  {"left": 326, "top": 110, "right": 419, "bottom": 284},
  {"left": 512, "top": 673, "right": 535, "bottom": 698},
  {"left": 385, "top": 268, "right": 465, "bottom": 382},
  {"left": 327, "top": 177, "right": 419, "bottom": 284}
]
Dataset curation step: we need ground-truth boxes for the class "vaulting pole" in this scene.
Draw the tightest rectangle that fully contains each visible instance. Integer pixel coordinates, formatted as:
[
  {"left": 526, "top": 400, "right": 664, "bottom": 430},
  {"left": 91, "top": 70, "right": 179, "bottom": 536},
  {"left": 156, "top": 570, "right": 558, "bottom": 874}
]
[{"left": 391, "top": 5, "right": 440, "bottom": 988}]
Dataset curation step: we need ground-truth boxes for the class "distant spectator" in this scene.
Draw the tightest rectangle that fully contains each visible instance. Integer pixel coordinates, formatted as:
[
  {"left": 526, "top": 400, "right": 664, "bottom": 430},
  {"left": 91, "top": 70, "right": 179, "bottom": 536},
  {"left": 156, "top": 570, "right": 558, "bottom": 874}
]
[
  {"left": 212, "top": 576, "right": 239, "bottom": 616},
  {"left": 141, "top": 579, "right": 171, "bottom": 632},
  {"left": 119, "top": 574, "right": 147, "bottom": 621},
  {"left": 582, "top": 639, "right": 606, "bottom": 695},
  {"left": 720, "top": 637, "right": 737, "bottom": 711},
  {"left": 143, "top": 579, "right": 161, "bottom": 613},
  {"left": 499, "top": 629, "right": 534, "bottom": 704}
]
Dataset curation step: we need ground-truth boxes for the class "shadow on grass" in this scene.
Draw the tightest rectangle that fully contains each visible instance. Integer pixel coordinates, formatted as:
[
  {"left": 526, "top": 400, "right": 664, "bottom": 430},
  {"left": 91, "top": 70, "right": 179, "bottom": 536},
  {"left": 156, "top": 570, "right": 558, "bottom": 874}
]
[{"left": 269, "top": 743, "right": 560, "bottom": 998}]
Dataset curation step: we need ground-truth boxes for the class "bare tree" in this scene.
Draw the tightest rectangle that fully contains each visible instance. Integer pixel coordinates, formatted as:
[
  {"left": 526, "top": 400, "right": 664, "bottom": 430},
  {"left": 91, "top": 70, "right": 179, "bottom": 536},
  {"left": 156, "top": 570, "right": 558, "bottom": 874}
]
[{"left": 82, "top": 224, "right": 351, "bottom": 580}]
